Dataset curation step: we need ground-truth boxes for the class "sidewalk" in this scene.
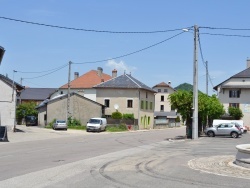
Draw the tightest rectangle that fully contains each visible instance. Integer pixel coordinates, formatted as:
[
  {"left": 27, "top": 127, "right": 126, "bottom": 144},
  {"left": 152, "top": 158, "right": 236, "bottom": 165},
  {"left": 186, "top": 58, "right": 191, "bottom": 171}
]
[{"left": 3, "top": 125, "right": 88, "bottom": 144}]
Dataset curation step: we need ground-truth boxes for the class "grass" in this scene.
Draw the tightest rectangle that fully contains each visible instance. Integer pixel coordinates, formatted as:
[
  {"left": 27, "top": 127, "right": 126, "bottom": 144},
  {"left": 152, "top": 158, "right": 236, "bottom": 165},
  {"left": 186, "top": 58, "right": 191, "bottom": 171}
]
[
  {"left": 68, "top": 125, "right": 86, "bottom": 130},
  {"left": 106, "top": 124, "right": 128, "bottom": 132}
]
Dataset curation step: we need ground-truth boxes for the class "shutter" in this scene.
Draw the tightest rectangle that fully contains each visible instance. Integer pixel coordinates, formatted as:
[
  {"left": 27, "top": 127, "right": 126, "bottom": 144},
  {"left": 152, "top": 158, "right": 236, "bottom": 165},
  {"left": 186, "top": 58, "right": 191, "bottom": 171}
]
[{"left": 229, "top": 90, "right": 232, "bottom": 98}]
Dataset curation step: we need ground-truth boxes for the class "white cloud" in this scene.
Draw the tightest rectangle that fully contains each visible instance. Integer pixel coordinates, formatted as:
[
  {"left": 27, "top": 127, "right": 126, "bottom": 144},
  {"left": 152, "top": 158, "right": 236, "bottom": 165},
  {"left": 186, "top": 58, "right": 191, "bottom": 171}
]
[{"left": 105, "top": 60, "right": 137, "bottom": 75}]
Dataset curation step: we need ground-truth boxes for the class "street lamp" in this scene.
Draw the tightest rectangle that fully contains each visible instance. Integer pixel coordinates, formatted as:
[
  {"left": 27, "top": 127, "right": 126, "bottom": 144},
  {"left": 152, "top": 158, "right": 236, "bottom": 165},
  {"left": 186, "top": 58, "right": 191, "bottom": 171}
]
[
  {"left": 0, "top": 46, "right": 5, "bottom": 65},
  {"left": 12, "top": 70, "right": 17, "bottom": 132}
]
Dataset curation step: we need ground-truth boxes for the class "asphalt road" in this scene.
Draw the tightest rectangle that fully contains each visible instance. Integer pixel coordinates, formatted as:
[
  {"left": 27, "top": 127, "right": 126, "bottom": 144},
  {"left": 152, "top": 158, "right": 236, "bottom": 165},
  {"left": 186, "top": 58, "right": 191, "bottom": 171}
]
[{"left": 0, "top": 126, "right": 250, "bottom": 188}]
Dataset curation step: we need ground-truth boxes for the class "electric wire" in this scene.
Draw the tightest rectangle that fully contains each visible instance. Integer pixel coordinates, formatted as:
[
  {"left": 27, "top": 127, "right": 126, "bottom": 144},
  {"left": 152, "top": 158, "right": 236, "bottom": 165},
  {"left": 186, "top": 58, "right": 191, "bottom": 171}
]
[
  {"left": 199, "top": 32, "right": 250, "bottom": 38},
  {"left": 197, "top": 31, "right": 214, "bottom": 89},
  {"left": 22, "top": 63, "right": 68, "bottom": 79},
  {"left": 200, "top": 26, "right": 250, "bottom": 31},
  {"left": 0, "top": 16, "right": 191, "bottom": 34},
  {"left": 73, "top": 31, "right": 186, "bottom": 64},
  {"left": 16, "top": 63, "right": 68, "bottom": 74}
]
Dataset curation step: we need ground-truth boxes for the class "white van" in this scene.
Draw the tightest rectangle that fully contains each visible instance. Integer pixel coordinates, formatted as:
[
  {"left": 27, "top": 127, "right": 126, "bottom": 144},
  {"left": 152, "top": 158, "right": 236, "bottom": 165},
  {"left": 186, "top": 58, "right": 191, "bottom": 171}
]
[
  {"left": 86, "top": 118, "right": 107, "bottom": 132},
  {"left": 212, "top": 119, "right": 247, "bottom": 133}
]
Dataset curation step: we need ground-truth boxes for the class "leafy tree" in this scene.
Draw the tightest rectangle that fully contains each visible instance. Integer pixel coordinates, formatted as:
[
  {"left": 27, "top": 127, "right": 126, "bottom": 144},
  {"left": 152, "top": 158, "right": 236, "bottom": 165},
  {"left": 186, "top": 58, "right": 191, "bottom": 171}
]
[
  {"left": 123, "top": 113, "right": 134, "bottom": 119},
  {"left": 16, "top": 102, "right": 38, "bottom": 120},
  {"left": 228, "top": 107, "right": 243, "bottom": 120},
  {"left": 168, "top": 91, "right": 225, "bottom": 137},
  {"left": 111, "top": 111, "right": 122, "bottom": 119}
]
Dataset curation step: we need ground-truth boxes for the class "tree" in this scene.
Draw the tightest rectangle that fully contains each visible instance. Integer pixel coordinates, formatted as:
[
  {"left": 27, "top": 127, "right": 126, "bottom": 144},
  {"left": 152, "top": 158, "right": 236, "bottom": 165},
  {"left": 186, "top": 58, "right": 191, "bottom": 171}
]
[
  {"left": 228, "top": 107, "right": 243, "bottom": 120},
  {"left": 168, "top": 91, "right": 225, "bottom": 137},
  {"left": 16, "top": 102, "right": 38, "bottom": 120}
]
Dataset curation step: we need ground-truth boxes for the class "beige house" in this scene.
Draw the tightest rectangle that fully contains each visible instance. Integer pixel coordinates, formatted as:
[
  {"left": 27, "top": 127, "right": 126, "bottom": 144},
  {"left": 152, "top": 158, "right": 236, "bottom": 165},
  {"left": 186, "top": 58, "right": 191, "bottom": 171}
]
[
  {"left": 0, "top": 74, "right": 24, "bottom": 130},
  {"left": 152, "top": 82, "right": 178, "bottom": 126},
  {"left": 214, "top": 60, "right": 250, "bottom": 126},
  {"left": 36, "top": 92, "right": 105, "bottom": 126},
  {"left": 94, "top": 73, "right": 156, "bottom": 129}
]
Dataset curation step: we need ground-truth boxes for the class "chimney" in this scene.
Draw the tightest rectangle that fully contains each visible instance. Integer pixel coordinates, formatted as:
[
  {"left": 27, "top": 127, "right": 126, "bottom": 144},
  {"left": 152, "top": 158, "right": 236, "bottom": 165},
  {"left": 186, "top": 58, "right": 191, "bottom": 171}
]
[
  {"left": 97, "top": 67, "right": 103, "bottom": 77},
  {"left": 74, "top": 72, "right": 79, "bottom": 79},
  {"left": 247, "top": 59, "right": 250, "bottom": 68},
  {"left": 112, "top": 69, "right": 117, "bottom": 78}
]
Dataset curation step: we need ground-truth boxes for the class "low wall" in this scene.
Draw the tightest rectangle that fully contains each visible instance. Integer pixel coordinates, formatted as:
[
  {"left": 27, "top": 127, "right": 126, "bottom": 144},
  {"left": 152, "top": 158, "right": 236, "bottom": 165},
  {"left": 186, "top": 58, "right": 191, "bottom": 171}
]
[{"left": 235, "top": 144, "right": 250, "bottom": 168}]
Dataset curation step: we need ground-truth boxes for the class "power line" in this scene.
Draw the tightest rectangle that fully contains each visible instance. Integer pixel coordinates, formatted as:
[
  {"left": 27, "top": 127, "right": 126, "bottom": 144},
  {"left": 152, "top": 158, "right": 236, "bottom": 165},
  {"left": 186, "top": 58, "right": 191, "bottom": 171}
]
[
  {"left": 198, "top": 31, "right": 214, "bottom": 88},
  {"left": 74, "top": 31, "right": 186, "bottom": 64},
  {"left": 23, "top": 63, "right": 68, "bottom": 79},
  {"left": 0, "top": 16, "right": 191, "bottom": 34},
  {"left": 200, "top": 26, "right": 250, "bottom": 31},
  {"left": 199, "top": 32, "right": 250, "bottom": 38},
  {"left": 16, "top": 63, "right": 68, "bottom": 74}
]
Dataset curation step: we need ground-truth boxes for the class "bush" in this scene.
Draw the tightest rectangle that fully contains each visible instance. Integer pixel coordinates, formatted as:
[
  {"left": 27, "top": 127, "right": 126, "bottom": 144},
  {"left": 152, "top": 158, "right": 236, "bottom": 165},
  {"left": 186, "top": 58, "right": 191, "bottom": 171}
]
[
  {"left": 175, "top": 116, "right": 180, "bottom": 122},
  {"left": 68, "top": 117, "right": 81, "bottom": 126},
  {"left": 123, "top": 113, "right": 134, "bottom": 119},
  {"left": 228, "top": 107, "right": 243, "bottom": 120},
  {"left": 111, "top": 111, "right": 122, "bottom": 119},
  {"left": 106, "top": 124, "right": 127, "bottom": 132},
  {"left": 45, "top": 119, "right": 56, "bottom": 129}
]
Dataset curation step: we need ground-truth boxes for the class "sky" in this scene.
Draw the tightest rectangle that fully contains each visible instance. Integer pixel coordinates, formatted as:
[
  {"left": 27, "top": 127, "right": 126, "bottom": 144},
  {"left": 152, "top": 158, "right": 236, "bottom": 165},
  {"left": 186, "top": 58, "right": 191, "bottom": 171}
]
[{"left": 0, "top": 0, "right": 250, "bottom": 96}]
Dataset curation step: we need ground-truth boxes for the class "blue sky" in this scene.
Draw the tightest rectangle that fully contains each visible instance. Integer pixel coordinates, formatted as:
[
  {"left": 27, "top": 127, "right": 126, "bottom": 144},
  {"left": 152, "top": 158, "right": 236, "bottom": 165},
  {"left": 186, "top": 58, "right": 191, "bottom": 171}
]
[{"left": 0, "top": 0, "right": 250, "bottom": 95}]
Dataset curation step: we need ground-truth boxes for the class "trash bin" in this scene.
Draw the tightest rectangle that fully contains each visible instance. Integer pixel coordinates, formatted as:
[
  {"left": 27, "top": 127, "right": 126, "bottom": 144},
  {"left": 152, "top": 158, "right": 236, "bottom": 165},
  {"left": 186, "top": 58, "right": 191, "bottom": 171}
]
[
  {"left": 0, "top": 126, "right": 9, "bottom": 142},
  {"left": 187, "top": 126, "right": 192, "bottom": 139}
]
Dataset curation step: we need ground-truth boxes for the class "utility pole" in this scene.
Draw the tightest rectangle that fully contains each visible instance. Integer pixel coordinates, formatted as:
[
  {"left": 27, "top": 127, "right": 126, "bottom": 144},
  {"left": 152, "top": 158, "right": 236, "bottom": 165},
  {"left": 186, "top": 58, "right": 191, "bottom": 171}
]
[
  {"left": 20, "top": 77, "right": 23, "bottom": 85},
  {"left": 206, "top": 61, "right": 208, "bottom": 95},
  {"left": 192, "top": 25, "right": 199, "bottom": 139},
  {"left": 66, "top": 61, "right": 72, "bottom": 123}
]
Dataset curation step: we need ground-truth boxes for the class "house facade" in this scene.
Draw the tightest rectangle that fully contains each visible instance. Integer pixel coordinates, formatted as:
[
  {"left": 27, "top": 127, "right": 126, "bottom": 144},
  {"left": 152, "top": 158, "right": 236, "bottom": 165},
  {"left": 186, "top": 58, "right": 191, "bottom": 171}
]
[
  {"left": 94, "top": 73, "right": 156, "bottom": 129},
  {"left": 152, "top": 82, "right": 178, "bottom": 126},
  {"left": 50, "top": 67, "right": 112, "bottom": 101},
  {"left": 0, "top": 74, "right": 24, "bottom": 130},
  {"left": 37, "top": 92, "right": 105, "bottom": 126},
  {"left": 214, "top": 60, "right": 250, "bottom": 125}
]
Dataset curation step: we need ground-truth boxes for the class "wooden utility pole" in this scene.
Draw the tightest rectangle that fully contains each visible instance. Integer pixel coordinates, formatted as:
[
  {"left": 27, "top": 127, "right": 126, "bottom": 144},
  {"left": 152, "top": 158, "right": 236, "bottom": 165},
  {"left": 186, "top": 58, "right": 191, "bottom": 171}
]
[{"left": 66, "top": 61, "right": 72, "bottom": 123}]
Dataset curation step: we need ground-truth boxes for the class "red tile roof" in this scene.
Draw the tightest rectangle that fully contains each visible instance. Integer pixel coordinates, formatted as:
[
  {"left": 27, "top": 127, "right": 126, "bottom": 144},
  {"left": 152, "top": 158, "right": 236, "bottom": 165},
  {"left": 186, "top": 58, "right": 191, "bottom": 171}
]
[{"left": 60, "top": 70, "right": 112, "bottom": 89}]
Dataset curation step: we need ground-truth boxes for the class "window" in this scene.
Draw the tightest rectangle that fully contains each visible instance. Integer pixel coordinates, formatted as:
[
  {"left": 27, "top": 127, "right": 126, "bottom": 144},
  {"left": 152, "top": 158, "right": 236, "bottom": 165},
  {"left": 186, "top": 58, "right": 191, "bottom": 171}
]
[
  {"left": 146, "top": 101, "right": 148, "bottom": 110},
  {"left": 158, "top": 89, "right": 161, "bottom": 92},
  {"left": 127, "top": 99, "right": 133, "bottom": 108},
  {"left": 141, "top": 100, "right": 144, "bottom": 109},
  {"left": 171, "top": 105, "right": 175, "bottom": 111},
  {"left": 60, "top": 91, "right": 63, "bottom": 94},
  {"left": 150, "top": 102, "right": 153, "bottom": 110},
  {"left": 164, "top": 89, "right": 168, "bottom": 93},
  {"left": 229, "top": 103, "right": 239, "bottom": 108},
  {"left": 146, "top": 92, "right": 148, "bottom": 98},
  {"left": 160, "top": 105, "right": 164, "bottom": 111},
  {"left": 104, "top": 99, "right": 110, "bottom": 108},
  {"left": 229, "top": 90, "right": 240, "bottom": 98},
  {"left": 161, "top": 95, "right": 164, "bottom": 101}
]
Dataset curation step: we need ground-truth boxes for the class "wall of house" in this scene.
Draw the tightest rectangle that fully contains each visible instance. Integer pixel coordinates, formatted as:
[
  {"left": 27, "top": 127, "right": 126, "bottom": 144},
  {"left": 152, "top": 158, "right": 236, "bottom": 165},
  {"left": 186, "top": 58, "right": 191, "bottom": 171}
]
[
  {"left": 154, "top": 86, "right": 175, "bottom": 112},
  {"left": 46, "top": 94, "right": 103, "bottom": 125},
  {"left": 218, "top": 87, "right": 250, "bottom": 126},
  {"left": 37, "top": 105, "right": 47, "bottom": 126},
  {"left": 96, "top": 88, "right": 155, "bottom": 129},
  {"left": 0, "top": 80, "right": 16, "bottom": 130},
  {"left": 50, "top": 88, "right": 97, "bottom": 101}
]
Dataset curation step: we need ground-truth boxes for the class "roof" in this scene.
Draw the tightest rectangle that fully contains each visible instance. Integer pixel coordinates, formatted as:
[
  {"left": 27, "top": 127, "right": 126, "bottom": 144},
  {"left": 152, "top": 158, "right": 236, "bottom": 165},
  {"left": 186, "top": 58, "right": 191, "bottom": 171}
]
[
  {"left": 37, "top": 92, "right": 104, "bottom": 108},
  {"left": 60, "top": 70, "right": 112, "bottom": 89},
  {"left": 213, "top": 67, "right": 250, "bottom": 90},
  {"left": 152, "top": 81, "right": 175, "bottom": 90},
  {"left": 20, "top": 88, "right": 57, "bottom": 100},
  {"left": 94, "top": 74, "right": 156, "bottom": 93},
  {"left": 0, "top": 74, "right": 24, "bottom": 90}
]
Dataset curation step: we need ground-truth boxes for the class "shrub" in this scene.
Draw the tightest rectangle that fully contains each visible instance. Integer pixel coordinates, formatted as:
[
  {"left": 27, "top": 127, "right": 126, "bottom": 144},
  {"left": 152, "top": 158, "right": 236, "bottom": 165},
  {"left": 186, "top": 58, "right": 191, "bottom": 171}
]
[
  {"left": 68, "top": 117, "right": 81, "bottom": 126},
  {"left": 123, "top": 113, "right": 134, "bottom": 119},
  {"left": 228, "top": 107, "right": 243, "bottom": 120},
  {"left": 111, "top": 111, "right": 122, "bottom": 119},
  {"left": 45, "top": 119, "right": 56, "bottom": 129},
  {"left": 175, "top": 116, "right": 180, "bottom": 122}
]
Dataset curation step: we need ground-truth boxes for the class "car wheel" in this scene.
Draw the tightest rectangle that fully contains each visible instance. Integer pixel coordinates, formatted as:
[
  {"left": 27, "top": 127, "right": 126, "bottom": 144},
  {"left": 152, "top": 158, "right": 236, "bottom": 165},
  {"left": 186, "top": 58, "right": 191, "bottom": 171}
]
[
  {"left": 207, "top": 131, "right": 215, "bottom": 137},
  {"left": 231, "top": 132, "right": 238, "bottom": 138}
]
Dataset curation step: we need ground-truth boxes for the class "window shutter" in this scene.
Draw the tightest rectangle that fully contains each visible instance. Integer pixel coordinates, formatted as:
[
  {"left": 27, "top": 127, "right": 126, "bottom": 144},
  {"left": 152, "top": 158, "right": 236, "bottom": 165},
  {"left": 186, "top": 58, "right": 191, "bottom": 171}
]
[{"left": 229, "top": 90, "right": 232, "bottom": 98}]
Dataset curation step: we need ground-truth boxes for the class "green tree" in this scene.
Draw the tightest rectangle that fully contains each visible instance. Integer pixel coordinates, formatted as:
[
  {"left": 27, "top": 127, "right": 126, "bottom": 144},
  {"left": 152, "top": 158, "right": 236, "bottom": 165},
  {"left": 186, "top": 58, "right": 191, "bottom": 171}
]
[
  {"left": 111, "top": 111, "right": 122, "bottom": 119},
  {"left": 228, "top": 107, "right": 243, "bottom": 120},
  {"left": 16, "top": 102, "right": 38, "bottom": 120},
  {"left": 168, "top": 91, "right": 225, "bottom": 137}
]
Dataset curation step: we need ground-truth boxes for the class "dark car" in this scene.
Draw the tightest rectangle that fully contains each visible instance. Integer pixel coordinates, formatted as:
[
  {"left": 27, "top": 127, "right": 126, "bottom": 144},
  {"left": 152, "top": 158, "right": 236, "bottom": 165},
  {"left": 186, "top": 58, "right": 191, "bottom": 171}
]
[{"left": 25, "top": 116, "right": 37, "bottom": 126}]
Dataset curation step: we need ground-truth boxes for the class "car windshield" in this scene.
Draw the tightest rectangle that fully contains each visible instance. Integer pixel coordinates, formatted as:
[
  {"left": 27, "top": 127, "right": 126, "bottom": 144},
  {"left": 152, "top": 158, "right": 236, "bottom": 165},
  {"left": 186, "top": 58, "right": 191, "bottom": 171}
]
[
  {"left": 56, "top": 120, "right": 66, "bottom": 123},
  {"left": 89, "top": 119, "right": 101, "bottom": 124}
]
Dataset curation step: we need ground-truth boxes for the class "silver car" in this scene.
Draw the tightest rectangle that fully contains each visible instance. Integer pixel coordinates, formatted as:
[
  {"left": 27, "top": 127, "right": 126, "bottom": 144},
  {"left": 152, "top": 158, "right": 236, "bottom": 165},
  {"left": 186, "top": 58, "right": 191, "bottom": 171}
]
[
  {"left": 204, "top": 123, "right": 242, "bottom": 138},
  {"left": 53, "top": 120, "right": 67, "bottom": 130}
]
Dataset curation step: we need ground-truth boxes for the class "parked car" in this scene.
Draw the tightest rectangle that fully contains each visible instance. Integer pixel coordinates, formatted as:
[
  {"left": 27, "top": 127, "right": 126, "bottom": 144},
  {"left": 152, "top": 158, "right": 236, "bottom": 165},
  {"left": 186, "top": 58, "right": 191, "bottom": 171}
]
[
  {"left": 86, "top": 118, "right": 107, "bottom": 132},
  {"left": 230, "top": 122, "right": 247, "bottom": 134},
  {"left": 25, "top": 115, "right": 37, "bottom": 126},
  {"left": 204, "top": 123, "right": 242, "bottom": 138},
  {"left": 53, "top": 120, "right": 67, "bottom": 130}
]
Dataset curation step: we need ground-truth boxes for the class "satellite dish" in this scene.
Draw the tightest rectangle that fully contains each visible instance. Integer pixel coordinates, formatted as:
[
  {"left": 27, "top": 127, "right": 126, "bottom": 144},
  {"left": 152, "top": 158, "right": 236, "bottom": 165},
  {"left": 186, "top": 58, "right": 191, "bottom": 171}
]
[{"left": 114, "top": 104, "right": 119, "bottom": 110}]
